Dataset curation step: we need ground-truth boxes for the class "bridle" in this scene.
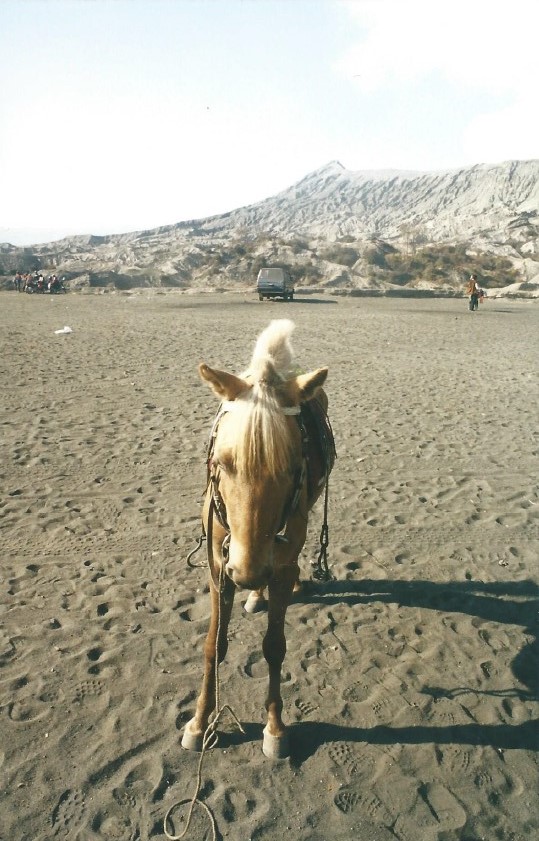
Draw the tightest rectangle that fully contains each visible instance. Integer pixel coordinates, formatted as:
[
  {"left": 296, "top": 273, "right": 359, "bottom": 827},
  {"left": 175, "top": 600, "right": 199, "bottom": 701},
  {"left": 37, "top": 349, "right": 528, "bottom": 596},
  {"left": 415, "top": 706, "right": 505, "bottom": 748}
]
[
  {"left": 185, "top": 396, "right": 334, "bottom": 584},
  {"left": 206, "top": 400, "right": 309, "bottom": 556}
]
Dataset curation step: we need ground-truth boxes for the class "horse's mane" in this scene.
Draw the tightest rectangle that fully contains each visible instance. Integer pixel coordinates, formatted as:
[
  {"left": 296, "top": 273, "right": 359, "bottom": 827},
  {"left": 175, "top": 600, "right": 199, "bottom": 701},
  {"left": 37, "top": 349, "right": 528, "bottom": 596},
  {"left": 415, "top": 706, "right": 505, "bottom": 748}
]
[{"left": 232, "top": 320, "right": 297, "bottom": 478}]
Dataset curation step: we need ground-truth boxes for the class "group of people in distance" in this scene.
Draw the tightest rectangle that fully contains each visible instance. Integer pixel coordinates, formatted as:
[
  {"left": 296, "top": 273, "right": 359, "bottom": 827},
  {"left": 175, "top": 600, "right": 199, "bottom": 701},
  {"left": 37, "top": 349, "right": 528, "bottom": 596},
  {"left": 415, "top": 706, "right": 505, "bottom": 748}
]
[{"left": 13, "top": 271, "right": 66, "bottom": 294}]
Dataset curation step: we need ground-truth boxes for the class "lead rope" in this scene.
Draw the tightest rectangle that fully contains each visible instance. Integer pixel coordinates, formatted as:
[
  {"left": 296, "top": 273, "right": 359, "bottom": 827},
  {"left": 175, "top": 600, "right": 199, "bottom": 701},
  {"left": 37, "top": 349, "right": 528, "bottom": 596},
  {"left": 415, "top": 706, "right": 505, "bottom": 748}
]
[
  {"left": 186, "top": 532, "right": 206, "bottom": 568},
  {"left": 164, "top": 518, "right": 244, "bottom": 841},
  {"left": 311, "top": 475, "right": 334, "bottom": 582}
]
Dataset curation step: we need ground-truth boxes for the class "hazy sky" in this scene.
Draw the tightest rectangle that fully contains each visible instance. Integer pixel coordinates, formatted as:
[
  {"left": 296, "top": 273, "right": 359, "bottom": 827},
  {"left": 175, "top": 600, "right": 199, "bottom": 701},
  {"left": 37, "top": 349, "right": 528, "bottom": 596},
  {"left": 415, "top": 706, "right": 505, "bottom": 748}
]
[{"left": 1, "top": 0, "right": 537, "bottom": 245}]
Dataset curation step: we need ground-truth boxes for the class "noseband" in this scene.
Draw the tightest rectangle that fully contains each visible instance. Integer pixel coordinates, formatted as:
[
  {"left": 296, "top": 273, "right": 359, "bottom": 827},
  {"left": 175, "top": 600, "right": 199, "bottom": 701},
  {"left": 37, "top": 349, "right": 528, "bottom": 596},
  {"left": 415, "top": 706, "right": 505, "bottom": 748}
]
[{"left": 206, "top": 400, "right": 308, "bottom": 546}]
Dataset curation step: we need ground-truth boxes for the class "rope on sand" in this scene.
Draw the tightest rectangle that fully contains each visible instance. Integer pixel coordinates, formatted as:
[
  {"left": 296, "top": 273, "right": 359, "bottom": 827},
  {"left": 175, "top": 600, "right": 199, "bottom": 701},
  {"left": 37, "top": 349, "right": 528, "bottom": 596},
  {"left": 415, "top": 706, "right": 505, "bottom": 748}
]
[
  {"left": 163, "top": 702, "right": 244, "bottom": 841},
  {"left": 163, "top": 565, "right": 244, "bottom": 841}
]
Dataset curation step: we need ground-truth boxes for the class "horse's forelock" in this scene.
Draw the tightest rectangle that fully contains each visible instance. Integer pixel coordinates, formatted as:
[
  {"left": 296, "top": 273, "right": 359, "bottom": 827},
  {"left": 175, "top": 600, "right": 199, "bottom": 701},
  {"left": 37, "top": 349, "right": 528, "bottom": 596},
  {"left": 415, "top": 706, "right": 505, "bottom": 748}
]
[
  {"left": 249, "top": 319, "right": 295, "bottom": 378},
  {"left": 223, "top": 320, "right": 298, "bottom": 479},
  {"left": 249, "top": 356, "right": 282, "bottom": 386},
  {"left": 227, "top": 383, "right": 294, "bottom": 479}
]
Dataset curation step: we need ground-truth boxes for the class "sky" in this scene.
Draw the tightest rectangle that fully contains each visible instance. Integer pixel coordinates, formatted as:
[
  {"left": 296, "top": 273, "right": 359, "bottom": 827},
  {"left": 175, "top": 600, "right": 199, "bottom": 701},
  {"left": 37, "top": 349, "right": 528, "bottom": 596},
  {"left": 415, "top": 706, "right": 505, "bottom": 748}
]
[{"left": 1, "top": 0, "right": 538, "bottom": 245}]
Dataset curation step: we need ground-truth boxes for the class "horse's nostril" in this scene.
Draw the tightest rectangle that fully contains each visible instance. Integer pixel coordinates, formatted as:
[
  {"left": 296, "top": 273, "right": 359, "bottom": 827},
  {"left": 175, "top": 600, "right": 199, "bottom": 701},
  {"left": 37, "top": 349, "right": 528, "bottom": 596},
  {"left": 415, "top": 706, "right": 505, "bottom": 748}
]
[{"left": 225, "top": 563, "right": 270, "bottom": 591}]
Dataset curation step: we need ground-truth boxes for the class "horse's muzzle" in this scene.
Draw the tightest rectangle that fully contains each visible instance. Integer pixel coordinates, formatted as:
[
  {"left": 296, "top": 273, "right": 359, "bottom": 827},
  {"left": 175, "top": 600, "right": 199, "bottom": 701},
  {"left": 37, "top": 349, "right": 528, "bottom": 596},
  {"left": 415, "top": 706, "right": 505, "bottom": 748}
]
[{"left": 225, "top": 561, "right": 272, "bottom": 591}]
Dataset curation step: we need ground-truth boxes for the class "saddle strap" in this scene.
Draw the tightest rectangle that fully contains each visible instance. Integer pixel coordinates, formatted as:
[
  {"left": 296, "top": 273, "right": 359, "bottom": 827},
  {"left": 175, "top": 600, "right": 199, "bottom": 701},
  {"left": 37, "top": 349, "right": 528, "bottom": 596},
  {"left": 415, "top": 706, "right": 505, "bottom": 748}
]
[{"left": 301, "top": 398, "right": 336, "bottom": 497}]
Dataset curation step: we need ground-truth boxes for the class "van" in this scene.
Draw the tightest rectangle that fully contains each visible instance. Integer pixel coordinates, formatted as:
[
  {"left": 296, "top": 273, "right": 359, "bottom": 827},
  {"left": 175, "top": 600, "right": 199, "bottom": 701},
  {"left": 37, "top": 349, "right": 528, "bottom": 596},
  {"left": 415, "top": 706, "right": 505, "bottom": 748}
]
[{"left": 256, "top": 267, "right": 295, "bottom": 301}]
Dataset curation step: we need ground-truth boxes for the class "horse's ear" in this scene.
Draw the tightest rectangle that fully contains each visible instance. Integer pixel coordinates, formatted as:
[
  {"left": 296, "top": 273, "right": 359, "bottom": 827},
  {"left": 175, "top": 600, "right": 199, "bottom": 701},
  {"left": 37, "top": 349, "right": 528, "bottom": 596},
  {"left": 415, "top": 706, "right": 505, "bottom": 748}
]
[
  {"left": 199, "top": 363, "right": 250, "bottom": 400},
  {"left": 293, "top": 367, "right": 328, "bottom": 402}
]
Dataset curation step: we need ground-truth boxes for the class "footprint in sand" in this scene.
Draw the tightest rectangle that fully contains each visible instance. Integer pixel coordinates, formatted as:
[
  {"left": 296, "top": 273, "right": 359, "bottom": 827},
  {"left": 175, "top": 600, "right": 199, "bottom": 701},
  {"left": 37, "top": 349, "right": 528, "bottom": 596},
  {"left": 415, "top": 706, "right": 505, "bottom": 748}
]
[
  {"left": 334, "top": 785, "right": 393, "bottom": 825},
  {"left": 0, "top": 635, "right": 17, "bottom": 666},
  {"left": 89, "top": 792, "right": 141, "bottom": 841},
  {"left": 51, "top": 788, "right": 87, "bottom": 838},
  {"left": 436, "top": 744, "right": 474, "bottom": 776},
  {"left": 388, "top": 780, "right": 466, "bottom": 840},
  {"left": 423, "top": 781, "right": 467, "bottom": 830},
  {"left": 294, "top": 698, "right": 318, "bottom": 718},
  {"left": 342, "top": 677, "right": 377, "bottom": 703},
  {"left": 427, "top": 696, "right": 472, "bottom": 727},
  {"left": 371, "top": 696, "right": 393, "bottom": 718},
  {"left": 38, "top": 686, "right": 65, "bottom": 704},
  {"left": 328, "top": 742, "right": 373, "bottom": 778},
  {"left": 222, "top": 785, "right": 269, "bottom": 823},
  {"left": 496, "top": 511, "right": 530, "bottom": 527},
  {"left": 72, "top": 679, "right": 108, "bottom": 708},
  {"left": 472, "top": 761, "right": 518, "bottom": 798},
  {"left": 162, "top": 797, "right": 218, "bottom": 841},
  {"left": 87, "top": 645, "right": 104, "bottom": 663},
  {"left": 243, "top": 651, "right": 292, "bottom": 683},
  {"left": 7, "top": 698, "right": 50, "bottom": 724},
  {"left": 177, "top": 598, "right": 211, "bottom": 623}
]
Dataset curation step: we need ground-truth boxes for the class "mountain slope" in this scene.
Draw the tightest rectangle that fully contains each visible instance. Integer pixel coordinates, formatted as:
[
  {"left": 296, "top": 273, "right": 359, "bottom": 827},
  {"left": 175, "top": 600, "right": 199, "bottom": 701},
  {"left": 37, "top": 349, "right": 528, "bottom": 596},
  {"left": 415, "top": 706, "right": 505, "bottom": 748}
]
[
  {"left": 1, "top": 159, "right": 538, "bottom": 293},
  {"left": 190, "top": 159, "right": 539, "bottom": 243}
]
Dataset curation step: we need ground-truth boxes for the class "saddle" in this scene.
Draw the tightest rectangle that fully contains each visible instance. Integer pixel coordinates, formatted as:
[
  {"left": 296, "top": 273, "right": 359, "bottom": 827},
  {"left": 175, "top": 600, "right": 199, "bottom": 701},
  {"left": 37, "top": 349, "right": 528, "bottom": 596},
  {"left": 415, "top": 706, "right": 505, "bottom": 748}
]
[{"left": 300, "top": 397, "right": 336, "bottom": 498}]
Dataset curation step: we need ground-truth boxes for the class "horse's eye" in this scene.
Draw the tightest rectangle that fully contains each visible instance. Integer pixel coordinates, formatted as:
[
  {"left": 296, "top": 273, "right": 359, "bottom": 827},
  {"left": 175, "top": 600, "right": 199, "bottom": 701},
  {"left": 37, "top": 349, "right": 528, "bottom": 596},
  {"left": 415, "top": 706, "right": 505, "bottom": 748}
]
[{"left": 217, "top": 457, "right": 234, "bottom": 475}]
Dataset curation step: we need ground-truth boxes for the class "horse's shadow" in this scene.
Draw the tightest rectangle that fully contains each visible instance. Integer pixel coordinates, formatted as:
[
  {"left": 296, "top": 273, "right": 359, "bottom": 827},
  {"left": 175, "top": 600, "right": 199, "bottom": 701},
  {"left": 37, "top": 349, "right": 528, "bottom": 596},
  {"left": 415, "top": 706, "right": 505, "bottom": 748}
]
[
  {"left": 299, "top": 577, "right": 538, "bottom": 694},
  {"left": 221, "top": 718, "right": 538, "bottom": 766},
  {"left": 221, "top": 577, "right": 539, "bottom": 763}
]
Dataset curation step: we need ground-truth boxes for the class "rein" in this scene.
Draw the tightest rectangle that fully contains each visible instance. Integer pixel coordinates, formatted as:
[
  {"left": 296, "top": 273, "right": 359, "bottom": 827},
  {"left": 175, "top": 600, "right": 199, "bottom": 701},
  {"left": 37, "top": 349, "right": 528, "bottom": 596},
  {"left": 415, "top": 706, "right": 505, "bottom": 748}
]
[{"left": 164, "top": 519, "right": 244, "bottom": 841}]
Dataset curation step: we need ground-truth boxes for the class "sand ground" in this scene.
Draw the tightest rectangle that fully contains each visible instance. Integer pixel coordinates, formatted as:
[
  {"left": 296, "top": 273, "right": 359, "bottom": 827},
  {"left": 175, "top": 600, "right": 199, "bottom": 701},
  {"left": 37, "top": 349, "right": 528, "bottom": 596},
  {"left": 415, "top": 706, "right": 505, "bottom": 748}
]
[{"left": 0, "top": 290, "right": 537, "bottom": 841}]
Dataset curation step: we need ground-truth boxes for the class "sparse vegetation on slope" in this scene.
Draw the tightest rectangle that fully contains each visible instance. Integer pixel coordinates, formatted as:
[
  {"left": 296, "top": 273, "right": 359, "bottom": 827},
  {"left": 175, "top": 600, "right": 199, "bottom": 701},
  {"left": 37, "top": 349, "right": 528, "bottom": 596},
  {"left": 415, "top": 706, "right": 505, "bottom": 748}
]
[{"left": 367, "top": 244, "right": 520, "bottom": 289}]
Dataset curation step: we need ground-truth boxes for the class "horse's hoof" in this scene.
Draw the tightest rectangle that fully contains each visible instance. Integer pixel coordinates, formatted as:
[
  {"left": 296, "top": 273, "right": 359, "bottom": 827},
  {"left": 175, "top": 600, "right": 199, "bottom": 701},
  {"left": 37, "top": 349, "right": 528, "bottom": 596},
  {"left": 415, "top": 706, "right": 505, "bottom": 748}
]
[
  {"left": 181, "top": 720, "right": 204, "bottom": 752},
  {"left": 291, "top": 580, "right": 303, "bottom": 601},
  {"left": 262, "top": 726, "right": 290, "bottom": 760},
  {"left": 244, "top": 592, "right": 267, "bottom": 613}
]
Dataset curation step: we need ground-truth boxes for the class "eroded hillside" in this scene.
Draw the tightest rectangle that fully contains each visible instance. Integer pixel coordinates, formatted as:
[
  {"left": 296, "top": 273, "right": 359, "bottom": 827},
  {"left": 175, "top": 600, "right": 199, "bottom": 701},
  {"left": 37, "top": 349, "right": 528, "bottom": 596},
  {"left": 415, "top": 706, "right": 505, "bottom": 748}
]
[{"left": 1, "top": 160, "right": 538, "bottom": 294}]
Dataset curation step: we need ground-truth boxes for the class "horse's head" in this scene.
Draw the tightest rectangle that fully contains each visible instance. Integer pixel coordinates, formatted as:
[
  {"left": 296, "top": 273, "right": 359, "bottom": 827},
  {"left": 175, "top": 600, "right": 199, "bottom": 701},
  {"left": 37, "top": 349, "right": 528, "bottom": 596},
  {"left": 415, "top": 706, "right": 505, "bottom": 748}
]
[{"left": 199, "top": 324, "right": 327, "bottom": 590}]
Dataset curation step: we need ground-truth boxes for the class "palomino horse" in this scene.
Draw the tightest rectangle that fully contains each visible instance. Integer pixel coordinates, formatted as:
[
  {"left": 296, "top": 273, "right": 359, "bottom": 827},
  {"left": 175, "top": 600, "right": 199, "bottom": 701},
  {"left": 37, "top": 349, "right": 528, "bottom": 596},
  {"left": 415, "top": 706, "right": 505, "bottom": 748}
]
[{"left": 182, "top": 319, "right": 335, "bottom": 759}]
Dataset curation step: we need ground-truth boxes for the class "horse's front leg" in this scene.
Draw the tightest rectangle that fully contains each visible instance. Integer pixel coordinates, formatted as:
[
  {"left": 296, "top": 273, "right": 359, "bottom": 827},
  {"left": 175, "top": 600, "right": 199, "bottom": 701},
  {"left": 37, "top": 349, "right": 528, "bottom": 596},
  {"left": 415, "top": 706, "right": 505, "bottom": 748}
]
[
  {"left": 181, "top": 571, "right": 235, "bottom": 751},
  {"left": 261, "top": 564, "right": 297, "bottom": 759}
]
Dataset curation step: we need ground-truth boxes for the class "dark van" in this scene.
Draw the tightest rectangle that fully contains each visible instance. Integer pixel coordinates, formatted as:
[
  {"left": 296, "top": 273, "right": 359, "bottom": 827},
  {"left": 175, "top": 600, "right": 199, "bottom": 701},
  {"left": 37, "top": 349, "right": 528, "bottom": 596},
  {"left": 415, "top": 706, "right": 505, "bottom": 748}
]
[{"left": 256, "top": 268, "right": 295, "bottom": 301}]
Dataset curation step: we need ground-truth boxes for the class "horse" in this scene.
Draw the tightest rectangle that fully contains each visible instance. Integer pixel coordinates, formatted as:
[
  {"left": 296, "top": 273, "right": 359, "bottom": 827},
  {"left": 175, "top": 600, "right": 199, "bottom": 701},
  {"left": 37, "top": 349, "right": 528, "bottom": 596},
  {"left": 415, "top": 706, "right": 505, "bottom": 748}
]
[{"left": 181, "top": 319, "right": 335, "bottom": 759}]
